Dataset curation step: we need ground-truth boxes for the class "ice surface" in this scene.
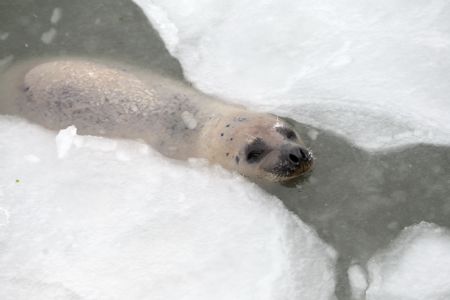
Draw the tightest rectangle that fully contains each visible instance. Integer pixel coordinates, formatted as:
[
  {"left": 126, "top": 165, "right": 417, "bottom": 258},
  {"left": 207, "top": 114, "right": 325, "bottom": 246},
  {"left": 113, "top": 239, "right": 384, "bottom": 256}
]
[
  {"left": 55, "top": 125, "right": 78, "bottom": 158},
  {"left": 366, "top": 222, "right": 450, "bottom": 300},
  {"left": 0, "top": 116, "right": 336, "bottom": 300},
  {"left": 41, "top": 28, "right": 57, "bottom": 44},
  {"left": 133, "top": 0, "right": 450, "bottom": 151},
  {"left": 50, "top": 8, "right": 62, "bottom": 24},
  {"left": 0, "top": 207, "right": 10, "bottom": 226},
  {"left": 181, "top": 111, "right": 198, "bottom": 129},
  {"left": 348, "top": 264, "right": 368, "bottom": 300},
  {"left": 0, "top": 32, "right": 9, "bottom": 41}
]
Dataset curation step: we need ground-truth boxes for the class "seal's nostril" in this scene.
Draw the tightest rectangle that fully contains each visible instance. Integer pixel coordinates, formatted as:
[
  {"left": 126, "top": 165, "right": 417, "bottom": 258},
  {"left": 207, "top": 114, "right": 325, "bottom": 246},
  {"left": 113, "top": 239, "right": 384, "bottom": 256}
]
[
  {"left": 289, "top": 153, "right": 300, "bottom": 164},
  {"left": 299, "top": 148, "right": 308, "bottom": 160}
]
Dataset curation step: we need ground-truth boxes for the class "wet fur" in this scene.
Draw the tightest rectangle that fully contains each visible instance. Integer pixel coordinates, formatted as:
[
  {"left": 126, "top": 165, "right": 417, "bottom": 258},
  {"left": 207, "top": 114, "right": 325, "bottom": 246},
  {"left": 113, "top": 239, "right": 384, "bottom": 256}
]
[{"left": 1, "top": 58, "right": 313, "bottom": 181}]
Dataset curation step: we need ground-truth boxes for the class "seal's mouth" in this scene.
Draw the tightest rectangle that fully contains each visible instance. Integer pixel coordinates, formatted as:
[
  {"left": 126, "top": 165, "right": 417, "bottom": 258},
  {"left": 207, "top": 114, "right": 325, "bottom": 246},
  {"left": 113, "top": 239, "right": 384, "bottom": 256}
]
[
  {"left": 271, "top": 160, "right": 314, "bottom": 181},
  {"left": 263, "top": 149, "right": 314, "bottom": 182}
]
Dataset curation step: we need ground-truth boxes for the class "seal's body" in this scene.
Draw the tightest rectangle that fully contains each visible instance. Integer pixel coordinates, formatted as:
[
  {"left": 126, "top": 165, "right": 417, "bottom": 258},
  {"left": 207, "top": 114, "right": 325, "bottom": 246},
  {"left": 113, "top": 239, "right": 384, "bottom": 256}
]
[{"left": 15, "top": 59, "right": 313, "bottom": 181}]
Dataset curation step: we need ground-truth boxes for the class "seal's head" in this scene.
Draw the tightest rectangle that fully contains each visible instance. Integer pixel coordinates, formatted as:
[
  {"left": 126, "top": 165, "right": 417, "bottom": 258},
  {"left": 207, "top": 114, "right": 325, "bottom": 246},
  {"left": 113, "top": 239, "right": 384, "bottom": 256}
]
[{"left": 205, "top": 112, "right": 314, "bottom": 182}]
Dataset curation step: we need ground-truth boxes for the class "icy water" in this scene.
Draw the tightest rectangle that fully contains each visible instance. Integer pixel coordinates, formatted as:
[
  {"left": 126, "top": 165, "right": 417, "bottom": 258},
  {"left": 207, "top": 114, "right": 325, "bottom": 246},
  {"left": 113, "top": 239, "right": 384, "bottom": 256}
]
[
  {"left": 1, "top": 0, "right": 450, "bottom": 299},
  {"left": 0, "top": 0, "right": 182, "bottom": 78},
  {"left": 264, "top": 125, "right": 450, "bottom": 298}
]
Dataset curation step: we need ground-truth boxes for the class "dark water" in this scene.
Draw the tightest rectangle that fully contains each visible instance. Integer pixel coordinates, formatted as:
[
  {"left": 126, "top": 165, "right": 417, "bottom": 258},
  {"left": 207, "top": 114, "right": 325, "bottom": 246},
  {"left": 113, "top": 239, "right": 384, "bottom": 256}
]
[
  {"left": 0, "top": 0, "right": 182, "bottom": 78},
  {"left": 1, "top": 0, "right": 449, "bottom": 299},
  {"left": 262, "top": 125, "right": 450, "bottom": 299}
]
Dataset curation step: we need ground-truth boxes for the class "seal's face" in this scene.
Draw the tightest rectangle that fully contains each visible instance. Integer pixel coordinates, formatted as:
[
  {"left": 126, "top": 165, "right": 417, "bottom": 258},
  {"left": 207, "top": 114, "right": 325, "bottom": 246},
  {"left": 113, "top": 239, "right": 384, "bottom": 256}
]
[
  {"left": 210, "top": 113, "right": 314, "bottom": 182},
  {"left": 242, "top": 128, "right": 313, "bottom": 181}
]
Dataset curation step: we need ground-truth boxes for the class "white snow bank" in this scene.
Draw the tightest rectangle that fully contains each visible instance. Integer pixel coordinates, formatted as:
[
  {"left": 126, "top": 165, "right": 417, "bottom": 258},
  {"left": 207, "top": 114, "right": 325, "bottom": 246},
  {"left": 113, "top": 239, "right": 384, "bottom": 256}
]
[
  {"left": 0, "top": 116, "right": 336, "bottom": 300},
  {"left": 133, "top": 0, "right": 450, "bottom": 151},
  {"left": 366, "top": 222, "right": 450, "bottom": 300}
]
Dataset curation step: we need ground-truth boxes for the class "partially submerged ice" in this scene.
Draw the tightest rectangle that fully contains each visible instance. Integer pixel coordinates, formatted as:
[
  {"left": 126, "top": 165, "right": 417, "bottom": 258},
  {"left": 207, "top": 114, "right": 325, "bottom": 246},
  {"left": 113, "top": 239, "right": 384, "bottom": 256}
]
[
  {"left": 133, "top": 0, "right": 450, "bottom": 150},
  {"left": 365, "top": 222, "right": 450, "bottom": 300},
  {"left": 0, "top": 117, "right": 336, "bottom": 300}
]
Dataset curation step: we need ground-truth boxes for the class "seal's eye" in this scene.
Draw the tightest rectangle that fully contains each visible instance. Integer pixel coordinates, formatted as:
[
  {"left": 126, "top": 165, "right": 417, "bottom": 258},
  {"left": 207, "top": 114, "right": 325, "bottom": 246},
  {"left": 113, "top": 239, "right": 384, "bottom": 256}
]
[
  {"left": 245, "top": 138, "right": 267, "bottom": 163},
  {"left": 246, "top": 150, "right": 264, "bottom": 163},
  {"left": 276, "top": 127, "right": 297, "bottom": 140}
]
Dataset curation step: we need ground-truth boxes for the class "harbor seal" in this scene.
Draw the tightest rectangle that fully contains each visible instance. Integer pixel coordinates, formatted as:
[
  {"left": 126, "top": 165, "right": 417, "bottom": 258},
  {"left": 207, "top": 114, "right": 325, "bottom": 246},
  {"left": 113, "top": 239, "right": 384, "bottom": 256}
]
[{"left": 12, "top": 59, "right": 313, "bottom": 181}]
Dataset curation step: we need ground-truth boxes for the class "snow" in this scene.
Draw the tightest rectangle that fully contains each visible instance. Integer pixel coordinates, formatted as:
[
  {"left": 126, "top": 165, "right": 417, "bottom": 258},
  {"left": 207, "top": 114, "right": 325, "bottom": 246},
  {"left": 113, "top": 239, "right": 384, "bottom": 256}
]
[
  {"left": 181, "top": 110, "right": 198, "bottom": 129},
  {"left": 0, "top": 116, "right": 337, "bottom": 300},
  {"left": 0, "top": 207, "right": 10, "bottom": 226},
  {"left": 24, "top": 154, "right": 41, "bottom": 163},
  {"left": 55, "top": 125, "right": 78, "bottom": 158},
  {"left": 348, "top": 264, "right": 368, "bottom": 300},
  {"left": 55, "top": 125, "right": 119, "bottom": 159},
  {"left": 366, "top": 222, "right": 450, "bottom": 300},
  {"left": 50, "top": 8, "right": 62, "bottom": 24},
  {"left": 133, "top": 0, "right": 450, "bottom": 151},
  {"left": 41, "top": 28, "right": 57, "bottom": 44}
]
